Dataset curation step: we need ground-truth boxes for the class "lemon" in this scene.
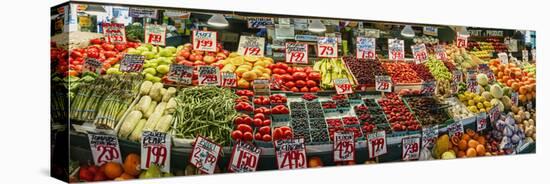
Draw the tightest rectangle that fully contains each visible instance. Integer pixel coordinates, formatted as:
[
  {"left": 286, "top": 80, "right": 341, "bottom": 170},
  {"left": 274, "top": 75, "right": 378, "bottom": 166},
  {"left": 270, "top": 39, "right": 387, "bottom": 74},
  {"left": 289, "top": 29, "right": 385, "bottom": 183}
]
[
  {"left": 483, "top": 101, "right": 492, "bottom": 108},
  {"left": 231, "top": 57, "right": 244, "bottom": 65},
  {"left": 479, "top": 108, "right": 486, "bottom": 113},
  {"left": 477, "top": 103, "right": 484, "bottom": 109},
  {"left": 458, "top": 94, "right": 466, "bottom": 101},
  {"left": 468, "top": 100, "right": 475, "bottom": 106}
]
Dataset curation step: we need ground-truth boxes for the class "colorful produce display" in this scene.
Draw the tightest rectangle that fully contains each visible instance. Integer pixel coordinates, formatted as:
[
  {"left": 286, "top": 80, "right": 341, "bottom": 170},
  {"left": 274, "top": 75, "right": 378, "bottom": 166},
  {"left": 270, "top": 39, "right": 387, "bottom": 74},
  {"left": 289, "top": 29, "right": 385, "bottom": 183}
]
[
  {"left": 378, "top": 93, "right": 420, "bottom": 131},
  {"left": 314, "top": 58, "right": 356, "bottom": 89},
  {"left": 270, "top": 63, "right": 321, "bottom": 92},
  {"left": 342, "top": 56, "right": 386, "bottom": 89},
  {"left": 489, "top": 60, "right": 536, "bottom": 104},
  {"left": 382, "top": 62, "right": 422, "bottom": 84}
]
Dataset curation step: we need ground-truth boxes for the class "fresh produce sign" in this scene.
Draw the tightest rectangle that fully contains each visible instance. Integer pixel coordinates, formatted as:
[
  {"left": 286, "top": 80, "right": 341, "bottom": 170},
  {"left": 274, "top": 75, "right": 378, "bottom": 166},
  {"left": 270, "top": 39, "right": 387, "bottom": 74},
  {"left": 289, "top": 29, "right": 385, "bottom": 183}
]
[
  {"left": 456, "top": 33, "right": 468, "bottom": 48},
  {"left": 274, "top": 138, "right": 307, "bottom": 170},
  {"left": 497, "top": 52, "right": 509, "bottom": 65},
  {"left": 190, "top": 136, "right": 222, "bottom": 174},
  {"left": 411, "top": 44, "right": 428, "bottom": 63},
  {"left": 333, "top": 132, "right": 355, "bottom": 162},
  {"left": 140, "top": 131, "right": 171, "bottom": 172},
  {"left": 420, "top": 81, "right": 436, "bottom": 95},
  {"left": 401, "top": 135, "right": 421, "bottom": 160},
  {"left": 356, "top": 37, "right": 376, "bottom": 59},
  {"left": 317, "top": 36, "right": 338, "bottom": 58},
  {"left": 367, "top": 131, "right": 387, "bottom": 158},
  {"left": 476, "top": 112, "right": 487, "bottom": 131},
  {"left": 102, "top": 23, "right": 127, "bottom": 44},
  {"left": 375, "top": 75, "right": 392, "bottom": 92},
  {"left": 334, "top": 78, "right": 353, "bottom": 94},
  {"left": 192, "top": 30, "right": 217, "bottom": 52},
  {"left": 88, "top": 134, "right": 122, "bottom": 166},
  {"left": 221, "top": 72, "right": 237, "bottom": 88},
  {"left": 83, "top": 58, "right": 102, "bottom": 74},
  {"left": 167, "top": 64, "right": 193, "bottom": 85},
  {"left": 237, "top": 35, "right": 265, "bottom": 57},
  {"left": 228, "top": 141, "right": 261, "bottom": 172},
  {"left": 120, "top": 54, "right": 145, "bottom": 73},
  {"left": 144, "top": 24, "right": 167, "bottom": 46},
  {"left": 285, "top": 42, "right": 308, "bottom": 64},
  {"left": 435, "top": 45, "right": 448, "bottom": 61},
  {"left": 447, "top": 121, "right": 464, "bottom": 138},
  {"left": 198, "top": 66, "right": 220, "bottom": 86},
  {"left": 421, "top": 125, "right": 438, "bottom": 149},
  {"left": 388, "top": 39, "right": 404, "bottom": 60}
]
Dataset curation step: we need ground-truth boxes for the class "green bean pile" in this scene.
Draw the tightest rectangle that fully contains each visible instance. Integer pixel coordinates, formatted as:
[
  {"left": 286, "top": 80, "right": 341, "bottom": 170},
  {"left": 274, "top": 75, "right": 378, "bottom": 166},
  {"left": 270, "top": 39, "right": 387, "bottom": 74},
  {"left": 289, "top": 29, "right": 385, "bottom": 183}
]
[{"left": 173, "top": 86, "right": 238, "bottom": 146}]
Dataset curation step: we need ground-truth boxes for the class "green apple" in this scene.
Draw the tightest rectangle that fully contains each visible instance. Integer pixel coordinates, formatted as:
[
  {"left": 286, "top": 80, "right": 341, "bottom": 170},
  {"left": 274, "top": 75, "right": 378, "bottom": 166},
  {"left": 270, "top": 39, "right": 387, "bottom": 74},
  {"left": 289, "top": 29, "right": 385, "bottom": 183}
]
[
  {"left": 156, "top": 64, "right": 170, "bottom": 74},
  {"left": 141, "top": 51, "right": 156, "bottom": 59},
  {"left": 143, "top": 68, "right": 157, "bottom": 75},
  {"left": 165, "top": 46, "right": 177, "bottom": 54}
]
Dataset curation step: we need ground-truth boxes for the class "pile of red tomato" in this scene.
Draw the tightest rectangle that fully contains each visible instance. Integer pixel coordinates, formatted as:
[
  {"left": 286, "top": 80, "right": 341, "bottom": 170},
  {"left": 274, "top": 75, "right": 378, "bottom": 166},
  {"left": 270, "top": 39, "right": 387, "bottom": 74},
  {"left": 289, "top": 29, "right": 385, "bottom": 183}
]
[{"left": 269, "top": 63, "right": 321, "bottom": 92}]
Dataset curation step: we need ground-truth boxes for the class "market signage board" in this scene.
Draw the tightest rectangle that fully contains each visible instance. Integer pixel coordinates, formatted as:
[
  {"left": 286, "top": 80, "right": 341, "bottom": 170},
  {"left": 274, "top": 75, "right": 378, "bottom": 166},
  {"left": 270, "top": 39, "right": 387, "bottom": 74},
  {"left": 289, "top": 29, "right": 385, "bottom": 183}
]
[
  {"left": 247, "top": 17, "right": 274, "bottom": 29},
  {"left": 360, "top": 28, "right": 380, "bottom": 38},
  {"left": 198, "top": 66, "right": 220, "bottom": 86},
  {"left": 356, "top": 37, "right": 376, "bottom": 59},
  {"left": 423, "top": 26, "right": 438, "bottom": 36},
  {"left": 144, "top": 24, "right": 167, "bottom": 46},
  {"left": 167, "top": 64, "right": 193, "bottom": 85},
  {"left": 237, "top": 36, "right": 265, "bottom": 57},
  {"left": 83, "top": 58, "right": 102, "bottom": 74},
  {"left": 375, "top": 75, "right": 392, "bottom": 92},
  {"left": 140, "top": 131, "right": 171, "bottom": 172},
  {"left": 220, "top": 72, "right": 237, "bottom": 88},
  {"left": 412, "top": 44, "right": 428, "bottom": 63},
  {"left": 102, "top": 23, "right": 127, "bottom": 44},
  {"left": 285, "top": 42, "right": 308, "bottom": 64},
  {"left": 447, "top": 121, "right": 464, "bottom": 138},
  {"left": 317, "top": 36, "right": 338, "bottom": 58},
  {"left": 333, "top": 132, "right": 355, "bottom": 162},
  {"left": 456, "top": 33, "right": 468, "bottom": 48},
  {"left": 334, "top": 78, "right": 353, "bottom": 95},
  {"left": 402, "top": 135, "right": 421, "bottom": 161},
  {"left": 120, "top": 54, "right": 145, "bottom": 73},
  {"left": 192, "top": 30, "right": 217, "bottom": 52},
  {"left": 190, "top": 136, "right": 222, "bottom": 174},
  {"left": 498, "top": 52, "right": 509, "bottom": 65},
  {"left": 388, "top": 39, "right": 404, "bottom": 60},
  {"left": 435, "top": 45, "right": 448, "bottom": 61},
  {"left": 367, "top": 131, "right": 387, "bottom": 158},
  {"left": 274, "top": 138, "right": 307, "bottom": 170},
  {"left": 129, "top": 7, "right": 157, "bottom": 18},
  {"left": 228, "top": 141, "right": 261, "bottom": 172},
  {"left": 421, "top": 125, "right": 438, "bottom": 150},
  {"left": 476, "top": 112, "right": 487, "bottom": 132},
  {"left": 88, "top": 134, "right": 122, "bottom": 166}
]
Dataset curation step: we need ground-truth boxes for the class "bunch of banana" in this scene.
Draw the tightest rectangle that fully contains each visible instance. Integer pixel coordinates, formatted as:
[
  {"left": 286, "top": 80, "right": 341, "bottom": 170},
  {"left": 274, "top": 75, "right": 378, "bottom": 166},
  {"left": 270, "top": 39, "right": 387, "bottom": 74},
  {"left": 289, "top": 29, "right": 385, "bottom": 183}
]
[{"left": 313, "top": 58, "right": 356, "bottom": 89}]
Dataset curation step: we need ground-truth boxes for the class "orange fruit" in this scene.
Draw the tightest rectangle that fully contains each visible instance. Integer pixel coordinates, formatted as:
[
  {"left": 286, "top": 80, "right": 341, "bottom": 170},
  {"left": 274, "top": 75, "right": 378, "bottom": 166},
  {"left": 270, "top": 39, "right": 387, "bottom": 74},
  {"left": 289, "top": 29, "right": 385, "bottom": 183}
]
[
  {"left": 468, "top": 140, "right": 480, "bottom": 149},
  {"left": 466, "top": 148, "right": 477, "bottom": 157},
  {"left": 462, "top": 134, "right": 471, "bottom": 142},
  {"left": 458, "top": 140, "right": 468, "bottom": 151},
  {"left": 123, "top": 153, "right": 141, "bottom": 176},
  {"left": 451, "top": 135, "right": 461, "bottom": 146},
  {"left": 104, "top": 162, "right": 124, "bottom": 179},
  {"left": 452, "top": 146, "right": 459, "bottom": 154},
  {"left": 120, "top": 173, "right": 134, "bottom": 179},
  {"left": 466, "top": 129, "right": 476, "bottom": 137},
  {"left": 476, "top": 136, "right": 486, "bottom": 146},
  {"left": 308, "top": 157, "right": 323, "bottom": 168},
  {"left": 457, "top": 151, "right": 466, "bottom": 158},
  {"left": 476, "top": 145, "right": 486, "bottom": 156}
]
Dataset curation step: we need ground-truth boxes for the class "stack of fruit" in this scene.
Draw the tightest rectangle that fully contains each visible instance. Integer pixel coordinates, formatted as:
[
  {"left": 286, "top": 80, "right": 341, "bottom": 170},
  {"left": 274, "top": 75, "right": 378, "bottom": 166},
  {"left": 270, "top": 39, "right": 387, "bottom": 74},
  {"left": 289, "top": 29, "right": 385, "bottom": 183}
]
[
  {"left": 69, "top": 38, "right": 140, "bottom": 77},
  {"left": 377, "top": 93, "right": 420, "bottom": 131},
  {"left": 382, "top": 62, "right": 422, "bottom": 84},
  {"left": 313, "top": 58, "right": 356, "bottom": 89},
  {"left": 489, "top": 60, "right": 536, "bottom": 104},
  {"left": 173, "top": 43, "right": 229, "bottom": 67},
  {"left": 449, "top": 129, "right": 488, "bottom": 158},
  {"left": 218, "top": 52, "right": 274, "bottom": 88},
  {"left": 446, "top": 46, "right": 483, "bottom": 71},
  {"left": 457, "top": 91, "right": 494, "bottom": 113},
  {"left": 120, "top": 44, "right": 176, "bottom": 82},
  {"left": 270, "top": 63, "right": 321, "bottom": 92}
]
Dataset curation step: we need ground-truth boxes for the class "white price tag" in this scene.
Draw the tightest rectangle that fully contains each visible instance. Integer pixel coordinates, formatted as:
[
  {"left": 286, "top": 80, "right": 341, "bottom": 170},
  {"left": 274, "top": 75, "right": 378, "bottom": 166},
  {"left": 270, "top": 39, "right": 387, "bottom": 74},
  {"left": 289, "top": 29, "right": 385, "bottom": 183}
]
[
  {"left": 488, "top": 107, "right": 500, "bottom": 123},
  {"left": 447, "top": 121, "right": 464, "bottom": 138},
  {"left": 221, "top": 72, "right": 237, "bottom": 88},
  {"left": 421, "top": 125, "right": 438, "bottom": 149},
  {"left": 367, "top": 131, "right": 387, "bottom": 158},
  {"left": 356, "top": 37, "right": 376, "bottom": 59},
  {"left": 141, "top": 131, "right": 171, "bottom": 172},
  {"left": 102, "top": 23, "right": 126, "bottom": 44},
  {"left": 88, "top": 134, "right": 122, "bottom": 166},
  {"left": 144, "top": 24, "right": 167, "bottom": 46},
  {"left": 467, "top": 79, "right": 478, "bottom": 93},
  {"left": 498, "top": 52, "right": 509, "bottom": 64},
  {"left": 167, "top": 64, "right": 194, "bottom": 85},
  {"left": 83, "top": 58, "right": 102, "bottom": 74},
  {"left": 334, "top": 78, "right": 353, "bottom": 94},
  {"left": 412, "top": 44, "right": 428, "bottom": 63},
  {"left": 522, "top": 49, "right": 529, "bottom": 62},
  {"left": 476, "top": 112, "right": 487, "bottom": 131},
  {"left": 423, "top": 26, "right": 438, "bottom": 36},
  {"left": 456, "top": 33, "right": 468, "bottom": 48},
  {"left": 402, "top": 135, "right": 421, "bottom": 161},
  {"left": 274, "top": 138, "right": 307, "bottom": 170},
  {"left": 237, "top": 36, "right": 265, "bottom": 57},
  {"left": 198, "top": 66, "right": 220, "bottom": 86},
  {"left": 285, "top": 42, "right": 308, "bottom": 64},
  {"left": 192, "top": 30, "right": 217, "bottom": 52},
  {"left": 190, "top": 136, "right": 221, "bottom": 174},
  {"left": 333, "top": 132, "right": 355, "bottom": 162},
  {"left": 375, "top": 75, "right": 392, "bottom": 92},
  {"left": 435, "top": 45, "right": 448, "bottom": 61},
  {"left": 420, "top": 81, "right": 436, "bottom": 95},
  {"left": 317, "top": 36, "right": 338, "bottom": 58},
  {"left": 532, "top": 49, "right": 536, "bottom": 61},
  {"left": 228, "top": 141, "right": 261, "bottom": 172},
  {"left": 388, "top": 39, "right": 404, "bottom": 60},
  {"left": 120, "top": 54, "right": 145, "bottom": 73}
]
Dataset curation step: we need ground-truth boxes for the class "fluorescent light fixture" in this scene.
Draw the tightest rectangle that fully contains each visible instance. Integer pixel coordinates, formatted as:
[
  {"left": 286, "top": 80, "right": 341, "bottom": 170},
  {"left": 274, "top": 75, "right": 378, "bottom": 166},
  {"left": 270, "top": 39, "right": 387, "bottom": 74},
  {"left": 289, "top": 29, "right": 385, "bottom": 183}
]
[
  {"left": 207, "top": 14, "right": 229, "bottom": 27},
  {"left": 401, "top": 25, "right": 415, "bottom": 38},
  {"left": 308, "top": 19, "right": 326, "bottom": 33},
  {"left": 84, "top": 5, "right": 107, "bottom": 16}
]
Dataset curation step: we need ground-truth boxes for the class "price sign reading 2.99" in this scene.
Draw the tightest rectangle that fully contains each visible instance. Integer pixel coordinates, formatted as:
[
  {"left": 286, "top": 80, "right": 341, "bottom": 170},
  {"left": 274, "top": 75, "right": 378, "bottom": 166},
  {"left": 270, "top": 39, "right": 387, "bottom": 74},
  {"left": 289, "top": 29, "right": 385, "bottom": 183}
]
[
  {"left": 333, "top": 132, "right": 355, "bottom": 162},
  {"left": 285, "top": 42, "right": 308, "bottom": 64},
  {"left": 367, "top": 131, "right": 387, "bottom": 158},
  {"left": 190, "top": 136, "right": 221, "bottom": 174},
  {"left": 402, "top": 135, "right": 421, "bottom": 161},
  {"left": 317, "top": 36, "right": 338, "bottom": 58},
  {"left": 334, "top": 78, "right": 353, "bottom": 95},
  {"left": 88, "top": 134, "right": 122, "bottom": 166},
  {"left": 141, "top": 131, "right": 171, "bottom": 172},
  {"left": 237, "top": 35, "right": 265, "bottom": 57},
  {"left": 356, "top": 37, "right": 376, "bottom": 59},
  {"left": 388, "top": 39, "right": 404, "bottom": 60},
  {"left": 228, "top": 141, "right": 262, "bottom": 172},
  {"left": 144, "top": 24, "right": 167, "bottom": 46},
  {"left": 274, "top": 138, "right": 307, "bottom": 170},
  {"left": 192, "top": 30, "right": 217, "bottom": 52}
]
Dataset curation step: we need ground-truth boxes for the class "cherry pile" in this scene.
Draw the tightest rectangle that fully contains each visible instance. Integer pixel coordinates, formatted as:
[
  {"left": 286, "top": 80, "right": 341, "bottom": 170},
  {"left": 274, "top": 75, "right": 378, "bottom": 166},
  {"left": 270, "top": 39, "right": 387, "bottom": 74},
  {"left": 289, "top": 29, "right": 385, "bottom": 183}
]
[{"left": 377, "top": 93, "right": 421, "bottom": 131}]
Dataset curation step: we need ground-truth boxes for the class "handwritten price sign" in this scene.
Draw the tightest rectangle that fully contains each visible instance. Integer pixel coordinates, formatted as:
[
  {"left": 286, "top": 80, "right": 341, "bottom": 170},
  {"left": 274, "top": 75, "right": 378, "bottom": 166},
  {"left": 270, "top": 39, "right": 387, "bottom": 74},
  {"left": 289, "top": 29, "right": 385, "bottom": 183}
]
[
  {"left": 412, "top": 44, "right": 428, "bottom": 63},
  {"left": 435, "top": 45, "right": 448, "bottom": 61},
  {"left": 238, "top": 36, "right": 265, "bottom": 57},
  {"left": 221, "top": 72, "right": 237, "bottom": 88},
  {"left": 198, "top": 66, "right": 220, "bottom": 86},
  {"left": 447, "top": 121, "right": 464, "bottom": 138},
  {"left": 367, "top": 131, "right": 387, "bottom": 158},
  {"left": 497, "top": 52, "right": 509, "bottom": 65},
  {"left": 228, "top": 141, "right": 261, "bottom": 172},
  {"left": 167, "top": 64, "right": 193, "bottom": 85},
  {"left": 190, "top": 136, "right": 221, "bottom": 174},
  {"left": 274, "top": 138, "right": 307, "bottom": 170},
  {"left": 375, "top": 75, "right": 392, "bottom": 92},
  {"left": 356, "top": 37, "right": 376, "bottom": 59},
  {"left": 421, "top": 125, "right": 438, "bottom": 150},
  {"left": 420, "top": 81, "right": 436, "bottom": 95},
  {"left": 120, "top": 54, "right": 145, "bottom": 73},
  {"left": 488, "top": 106, "right": 500, "bottom": 123},
  {"left": 102, "top": 23, "right": 126, "bottom": 44},
  {"left": 193, "top": 30, "right": 217, "bottom": 52},
  {"left": 456, "top": 33, "right": 468, "bottom": 48},
  {"left": 88, "top": 134, "right": 122, "bottom": 166},
  {"left": 144, "top": 24, "right": 167, "bottom": 46},
  {"left": 467, "top": 79, "right": 478, "bottom": 93},
  {"left": 334, "top": 78, "right": 353, "bottom": 95},
  {"left": 141, "top": 131, "right": 171, "bottom": 172},
  {"left": 402, "top": 135, "right": 421, "bottom": 161},
  {"left": 285, "top": 42, "right": 308, "bottom": 64},
  {"left": 317, "top": 36, "right": 338, "bottom": 58},
  {"left": 83, "top": 58, "right": 102, "bottom": 74},
  {"left": 476, "top": 112, "right": 487, "bottom": 131},
  {"left": 333, "top": 132, "right": 355, "bottom": 162},
  {"left": 511, "top": 92, "right": 519, "bottom": 106},
  {"left": 388, "top": 39, "right": 404, "bottom": 60}
]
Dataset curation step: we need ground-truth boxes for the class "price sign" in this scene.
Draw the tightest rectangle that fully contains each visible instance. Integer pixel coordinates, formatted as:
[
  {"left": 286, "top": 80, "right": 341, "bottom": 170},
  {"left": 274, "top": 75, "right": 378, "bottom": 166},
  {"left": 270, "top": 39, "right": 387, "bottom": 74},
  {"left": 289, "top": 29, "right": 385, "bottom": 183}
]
[
  {"left": 532, "top": 49, "right": 536, "bottom": 61},
  {"left": 456, "top": 33, "right": 468, "bottom": 48},
  {"left": 467, "top": 79, "right": 478, "bottom": 93},
  {"left": 421, "top": 125, "right": 438, "bottom": 149},
  {"left": 274, "top": 138, "right": 307, "bottom": 170},
  {"left": 452, "top": 70, "right": 462, "bottom": 83},
  {"left": 498, "top": 52, "right": 509, "bottom": 65},
  {"left": 83, "top": 58, "right": 102, "bottom": 74},
  {"left": 435, "top": 45, "right": 448, "bottom": 61},
  {"left": 402, "top": 135, "right": 421, "bottom": 161},
  {"left": 190, "top": 136, "right": 221, "bottom": 174},
  {"left": 317, "top": 36, "right": 338, "bottom": 58},
  {"left": 167, "top": 64, "right": 193, "bottom": 85},
  {"left": 237, "top": 36, "right": 265, "bottom": 57},
  {"left": 488, "top": 107, "right": 500, "bottom": 123},
  {"left": 447, "top": 121, "right": 464, "bottom": 138},
  {"left": 120, "top": 54, "right": 145, "bottom": 73},
  {"left": 247, "top": 17, "right": 274, "bottom": 29},
  {"left": 412, "top": 44, "right": 428, "bottom": 63},
  {"left": 333, "top": 132, "right": 355, "bottom": 162},
  {"left": 522, "top": 49, "right": 529, "bottom": 62},
  {"left": 388, "top": 39, "right": 404, "bottom": 60},
  {"left": 367, "top": 131, "right": 387, "bottom": 158},
  {"left": 192, "top": 30, "right": 217, "bottom": 52},
  {"left": 466, "top": 69, "right": 477, "bottom": 80},
  {"left": 451, "top": 82, "right": 458, "bottom": 95},
  {"left": 144, "top": 24, "right": 167, "bottom": 46},
  {"left": 356, "top": 37, "right": 376, "bottom": 59},
  {"left": 141, "top": 131, "right": 171, "bottom": 172},
  {"left": 476, "top": 112, "right": 487, "bottom": 132},
  {"left": 423, "top": 26, "right": 438, "bottom": 36},
  {"left": 198, "top": 66, "right": 220, "bottom": 86},
  {"left": 420, "top": 81, "right": 436, "bottom": 95},
  {"left": 511, "top": 92, "right": 519, "bottom": 106},
  {"left": 285, "top": 42, "right": 308, "bottom": 64},
  {"left": 375, "top": 75, "right": 392, "bottom": 92},
  {"left": 334, "top": 78, "right": 353, "bottom": 94},
  {"left": 221, "top": 72, "right": 237, "bottom": 88},
  {"left": 228, "top": 141, "right": 261, "bottom": 172},
  {"left": 102, "top": 23, "right": 126, "bottom": 44},
  {"left": 88, "top": 134, "right": 122, "bottom": 166}
]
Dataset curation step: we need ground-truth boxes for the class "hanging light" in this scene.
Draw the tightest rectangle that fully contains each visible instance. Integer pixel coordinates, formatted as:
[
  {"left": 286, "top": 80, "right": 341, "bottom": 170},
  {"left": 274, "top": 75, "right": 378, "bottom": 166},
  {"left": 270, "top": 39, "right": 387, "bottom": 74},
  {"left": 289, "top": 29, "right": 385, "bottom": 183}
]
[
  {"left": 207, "top": 14, "right": 229, "bottom": 27},
  {"left": 457, "top": 26, "right": 469, "bottom": 36},
  {"left": 83, "top": 5, "right": 107, "bottom": 16},
  {"left": 401, "top": 25, "right": 415, "bottom": 38},
  {"left": 308, "top": 19, "right": 326, "bottom": 33}
]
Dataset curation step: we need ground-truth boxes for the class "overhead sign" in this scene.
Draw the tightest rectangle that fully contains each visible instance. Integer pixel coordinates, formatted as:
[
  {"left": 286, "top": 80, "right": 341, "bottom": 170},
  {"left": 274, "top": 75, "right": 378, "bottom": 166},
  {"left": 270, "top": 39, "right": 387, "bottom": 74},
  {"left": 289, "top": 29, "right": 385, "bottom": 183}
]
[{"left": 247, "top": 17, "right": 275, "bottom": 29}]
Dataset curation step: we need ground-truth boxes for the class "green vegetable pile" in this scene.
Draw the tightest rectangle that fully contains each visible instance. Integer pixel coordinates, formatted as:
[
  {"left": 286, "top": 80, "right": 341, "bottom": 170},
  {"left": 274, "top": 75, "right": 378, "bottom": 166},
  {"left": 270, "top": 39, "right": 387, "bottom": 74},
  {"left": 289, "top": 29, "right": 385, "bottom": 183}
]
[
  {"left": 126, "top": 22, "right": 144, "bottom": 43},
  {"left": 173, "top": 86, "right": 238, "bottom": 146},
  {"left": 424, "top": 56, "right": 452, "bottom": 81}
]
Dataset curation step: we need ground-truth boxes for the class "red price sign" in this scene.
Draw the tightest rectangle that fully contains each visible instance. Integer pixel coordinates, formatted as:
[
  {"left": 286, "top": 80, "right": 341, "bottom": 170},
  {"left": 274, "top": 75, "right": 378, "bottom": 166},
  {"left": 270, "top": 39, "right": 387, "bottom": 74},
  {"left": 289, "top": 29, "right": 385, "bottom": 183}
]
[
  {"left": 198, "top": 66, "right": 220, "bottom": 86},
  {"left": 375, "top": 75, "right": 392, "bottom": 92},
  {"left": 88, "top": 134, "right": 122, "bottom": 166},
  {"left": 447, "top": 121, "right": 464, "bottom": 138},
  {"left": 192, "top": 30, "right": 217, "bottom": 52},
  {"left": 141, "top": 131, "right": 171, "bottom": 172},
  {"left": 167, "top": 64, "right": 193, "bottom": 85},
  {"left": 420, "top": 81, "right": 436, "bottom": 95},
  {"left": 367, "top": 131, "right": 387, "bottom": 158},
  {"left": 144, "top": 24, "right": 167, "bottom": 46},
  {"left": 412, "top": 44, "right": 428, "bottom": 63},
  {"left": 317, "top": 36, "right": 338, "bottom": 58},
  {"left": 488, "top": 107, "right": 500, "bottom": 123},
  {"left": 334, "top": 78, "right": 353, "bottom": 94},
  {"left": 221, "top": 72, "right": 237, "bottom": 88},
  {"left": 435, "top": 45, "right": 448, "bottom": 61},
  {"left": 228, "top": 141, "right": 261, "bottom": 172},
  {"left": 333, "top": 132, "right": 355, "bottom": 162},
  {"left": 402, "top": 135, "right": 421, "bottom": 161},
  {"left": 456, "top": 33, "right": 468, "bottom": 48},
  {"left": 102, "top": 23, "right": 126, "bottom": 44},
  {"left": 238, "top": 35, "right": 265, "bottom": 57},
  {"left": 476, "top": 112, "right": 487, "bottom": 131},
  {"left": 83, "top": 58, "right": 102, "bottom": 74},
  {"left": 285, "top": 42, "right": 308, "bottom": 64},
  {"left": 388, "top": 39, "right": 404, "bottom": 60},
  {"left": 190, "top": 136, "right": 221, "bottom": 174},
  {"left": 120, "top": 54, "right": 145, "bottom": 73},
  {"left": 356, "top": 37, "right": 376, "bottom": 59},
  {"left": 421, "top": 125, "right": 438, "bottom": 149},
  {"left": 274, "top": 138, "right": 307, "bottom": 170}
]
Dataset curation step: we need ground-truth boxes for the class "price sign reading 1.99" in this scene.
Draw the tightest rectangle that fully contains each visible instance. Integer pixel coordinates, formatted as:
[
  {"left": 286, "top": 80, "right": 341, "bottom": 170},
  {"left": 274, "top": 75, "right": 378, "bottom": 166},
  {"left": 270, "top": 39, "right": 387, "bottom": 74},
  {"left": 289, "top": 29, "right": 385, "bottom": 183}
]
[
  {"left": 411, "top": 44, "right": 428, "bottom": 63},
  {"left": 88, "top": 134, "right": 122, "bottom": 166},
  {"left": 333, "top": 132, "right": 355, "bottom": 162},
  {"left": 192, "top": 30, "right": 217, "bottom": 52},
  {"left": 141, "top": 131, "right": 171, "bottom": 172},
  {"left": 388, "top": 39, "right": 404, "bottom": 60},
  {"left": 237, "top": 35, "right": 265, "bottom": 57},
  {"left": 221, "top": 72, "right": 237, "bottom": 88},
  {"left": 144, "top": 24, "right": 167, "bottom": 46},
  {"left": 367, "top": 131, "right": 387, "bottom": 158},
  {"left": 334, "top": 78, "right": 353, "bottom": 95},
  {"left": 402, "top": 135, "right": 421, "bottom": 161},
  {"left": 102, "top": 23, "right": 127, "bottom": 44},
  {"left": 435, "top": 45, "right": 448, "bottom": 61},
  {"left": 274, "top": 138, "right": 307, "bottom": 170},
  {"left": 190, "top": 136, "right": 221, "bottom": 174},
  {"left": 375, "top": 75, "right": 392, "bottom": 92},
  {"left": 285, "top": 42, "right": 308, "bottom": 64},
  {"left": 228, "top": 141, "right": 262, "bottom": 173},
  {"left": 317, "top": 36, "right": 338, "bottom": 58},
  {"left": 356, "top": 37, "right": 376, "bottom": 59}
]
